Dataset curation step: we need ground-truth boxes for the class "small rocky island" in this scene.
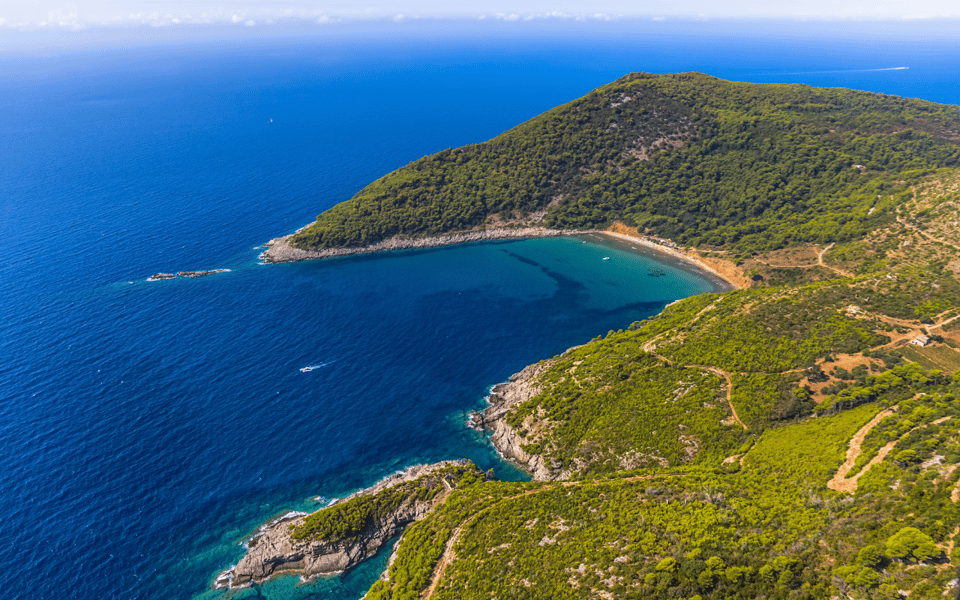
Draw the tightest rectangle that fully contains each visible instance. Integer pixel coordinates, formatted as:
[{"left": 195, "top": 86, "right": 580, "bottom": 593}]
[
  {"left": 215, "top": 460, "right": 485, "bottom": 590},
  {"left": 147, "top": 269, "right": 230, "bottom": 281}
]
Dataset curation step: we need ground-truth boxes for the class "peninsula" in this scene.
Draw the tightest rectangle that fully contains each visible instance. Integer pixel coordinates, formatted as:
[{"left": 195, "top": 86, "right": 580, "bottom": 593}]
[{"left": 230, "top": 73, "right": 960, "bottom": 599}]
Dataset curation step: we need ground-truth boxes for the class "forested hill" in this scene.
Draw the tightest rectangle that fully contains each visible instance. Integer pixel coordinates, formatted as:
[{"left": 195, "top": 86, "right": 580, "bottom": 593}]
[
  {"left": 241, "top": 75, "right": 960, "bottom": 599},
  {"left": 290, "top": 72, "right": 960, "bottom": 252}
]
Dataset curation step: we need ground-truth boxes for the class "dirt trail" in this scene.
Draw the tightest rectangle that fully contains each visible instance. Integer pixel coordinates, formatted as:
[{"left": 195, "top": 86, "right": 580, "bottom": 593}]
[
  {"left": 641, "top": 333, "right": 670, "bottom": 355},
  {"left": 751, "top": 242, "right": 853, "bottom": 278},
  {"left": 897, "top": 214, "right": 960, "bottom": 252},
  {"left": 638, "top": 349, "right": 745, "bottom": 430},
  {"left": 851, "top": 309, "right": 928, "bottom": 350},
  {"left": 686, "top": 365, "right": 746, "bottom": 430},
  {"left": 421, "top": 523, "right": 464, "bottom": 599},
  {"left": 829, "top": 411, "right": 953, "bottom": 494},
  {"left": 641, "top": 301, "right": 718, "bottom": 355},
  {"left": 721, "top": 453, "right": 746, "bottom": 467},
  {"left": 932, "top": 312, "right": 960, "bottom": 331},
  {"left": 421, "top": 474, "right": 667, "bottom": 599},
  {"left": 817, "top": 243, "right": 834, "bottom": 266},
  {"left": 634, "top": 302, "right": 745, "bottom": 430},
  {"left": 817, "top": 243, "right": 856, "bottom": 278},
  {"left": 827, "top": 407, "right": 898, "bottom": 493},
  {"left": 421, "top": 484, "right": 565, "bottom": 600}
]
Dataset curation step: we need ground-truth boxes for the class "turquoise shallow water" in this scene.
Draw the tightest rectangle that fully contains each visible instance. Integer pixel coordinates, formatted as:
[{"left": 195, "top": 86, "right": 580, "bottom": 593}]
[{"left": 2, "top": 20, "right": 958, "bottom": 600}]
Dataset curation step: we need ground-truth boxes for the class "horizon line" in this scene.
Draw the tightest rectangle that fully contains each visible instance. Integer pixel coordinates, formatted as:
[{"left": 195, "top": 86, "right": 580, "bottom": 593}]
[{"left": 5, "top": 12, "right": 960, "bottom": 33}]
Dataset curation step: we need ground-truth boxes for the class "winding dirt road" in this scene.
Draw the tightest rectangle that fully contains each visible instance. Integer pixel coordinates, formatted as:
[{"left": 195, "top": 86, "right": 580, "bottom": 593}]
[{"left": 827, "top": 407, "right": 898, "bottom": 493}]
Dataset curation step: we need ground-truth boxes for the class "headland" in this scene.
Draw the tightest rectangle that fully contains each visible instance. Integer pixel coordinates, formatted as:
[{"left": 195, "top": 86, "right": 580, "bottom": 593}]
[{"left": 259, "top": 226, "right": 584, "bottom": 263}]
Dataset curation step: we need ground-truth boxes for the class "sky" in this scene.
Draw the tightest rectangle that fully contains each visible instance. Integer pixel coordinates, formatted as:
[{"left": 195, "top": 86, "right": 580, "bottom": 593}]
[{"left": 3, "top": 0, "right": 960, "bottom": 31}]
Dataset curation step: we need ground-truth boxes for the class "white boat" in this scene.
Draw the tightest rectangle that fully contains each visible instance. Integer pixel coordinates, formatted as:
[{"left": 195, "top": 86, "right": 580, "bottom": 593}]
[{"left": 602, "top": 257, "right": 610, "bottom": 261}]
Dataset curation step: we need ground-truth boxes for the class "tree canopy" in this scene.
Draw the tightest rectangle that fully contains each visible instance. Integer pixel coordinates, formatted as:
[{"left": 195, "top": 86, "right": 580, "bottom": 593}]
[{"left": 290, "top": 73, "right": 960, "bottom": 254}]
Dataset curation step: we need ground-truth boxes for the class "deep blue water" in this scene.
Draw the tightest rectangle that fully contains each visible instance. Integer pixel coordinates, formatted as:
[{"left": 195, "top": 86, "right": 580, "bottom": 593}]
[{"left": 2, "top": 21, "right": 959, "bottom": 600}]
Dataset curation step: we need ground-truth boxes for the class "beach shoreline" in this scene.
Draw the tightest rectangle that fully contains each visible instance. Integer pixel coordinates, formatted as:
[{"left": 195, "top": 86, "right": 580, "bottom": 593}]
[
  {"left": 598, "top": 227, "right": 744, "bottom": 290},
  {"left": 258, "top": 226, "right": 586, "bottom": 263},
  {"left": 258, "top": 222, "right": 746, "bottom": 291}
]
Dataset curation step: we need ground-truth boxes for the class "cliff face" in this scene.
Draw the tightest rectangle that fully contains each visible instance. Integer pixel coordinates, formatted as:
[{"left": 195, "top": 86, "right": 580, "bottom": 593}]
[
  {"left": 476, "top": 359, "right": 571, "bottom": 481},
  {"left": 216, "top": 461, "right": 470, "bottom": 589}
]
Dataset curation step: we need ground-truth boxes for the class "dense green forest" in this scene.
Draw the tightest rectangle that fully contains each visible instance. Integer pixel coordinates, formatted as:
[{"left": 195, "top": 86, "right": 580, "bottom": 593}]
[
  {"left": 289, "top": 73, "right": 960, "bottom": 253},
  {"left": 241, "top": 78, "right": 960, "bottom": 599}
]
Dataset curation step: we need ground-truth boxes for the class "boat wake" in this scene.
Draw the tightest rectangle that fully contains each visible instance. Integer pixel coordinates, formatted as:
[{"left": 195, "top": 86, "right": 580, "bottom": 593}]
[{"left": 300, "top": 362, "right": 332, "bottom": 372}]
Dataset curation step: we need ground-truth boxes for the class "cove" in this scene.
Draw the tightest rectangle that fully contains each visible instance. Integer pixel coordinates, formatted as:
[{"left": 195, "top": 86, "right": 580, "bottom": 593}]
[{"left": 175, "top": 233, "right": 727, "bottom": 599}]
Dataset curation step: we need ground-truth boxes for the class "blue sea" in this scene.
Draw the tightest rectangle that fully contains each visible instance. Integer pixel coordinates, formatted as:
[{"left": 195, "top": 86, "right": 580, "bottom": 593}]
[{"left": 2, "top": 19, "right": 959, "bottom": 600}]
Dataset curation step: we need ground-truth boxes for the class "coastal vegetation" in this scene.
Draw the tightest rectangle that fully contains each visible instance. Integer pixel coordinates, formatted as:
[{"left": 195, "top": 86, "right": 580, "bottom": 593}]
[
  {"left": 291, "top": 463, "right": 484, "bottom": 542},
  {"left": 289, "top": 72, "right": 960, "bottom": 254},
  {"left": 239, "top": 75, "right": 960, "bottom": 598},
  {"left": 366, "top": 380, "right": 960, "bottom": 600}
]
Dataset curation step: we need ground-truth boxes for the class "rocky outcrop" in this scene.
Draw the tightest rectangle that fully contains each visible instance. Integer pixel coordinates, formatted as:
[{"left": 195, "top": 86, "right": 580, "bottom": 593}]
[
  {"left": 177, "top": 269, "right": 230, "bottom": 278},
  {"left": 259, "top": 226, "right": 585, "bottom": 264},
  {"left": 215, "top": 461, "right": 471, "bottom": 590},
  {"left": 147, "top": 269, "right": 229, "bottom": 281},
  {"left": 147, "top": 272, "right": 176, "bottom": 281},
  {"left": 472, "top": 359, "right": 573, "bottom": 481}
]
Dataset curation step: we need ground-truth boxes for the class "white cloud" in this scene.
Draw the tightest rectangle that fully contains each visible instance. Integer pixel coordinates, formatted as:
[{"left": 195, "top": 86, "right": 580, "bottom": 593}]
[
  {"left": 2, "top": 0, "right": 960, "bottom": 31},
  {"left": 244, "top": 19, "right": 255, "bottom": 26}
]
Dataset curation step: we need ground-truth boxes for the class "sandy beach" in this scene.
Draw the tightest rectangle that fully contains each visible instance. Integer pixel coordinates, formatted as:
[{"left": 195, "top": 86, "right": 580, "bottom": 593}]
[
  {"left": 599, "top": 225, "right": 746, "bottom": 290},
  {"left": 259, "top": 221, "right": 746, "bottom": 290}
]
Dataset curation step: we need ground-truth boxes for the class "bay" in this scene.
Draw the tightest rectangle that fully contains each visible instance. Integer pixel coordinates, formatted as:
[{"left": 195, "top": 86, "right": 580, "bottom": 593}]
[{"left": 1, "top": 20, "right": 958, "bottom": 600}]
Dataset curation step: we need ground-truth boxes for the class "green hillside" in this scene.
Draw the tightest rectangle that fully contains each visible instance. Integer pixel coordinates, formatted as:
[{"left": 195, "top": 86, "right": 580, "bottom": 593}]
[
  {"left": 261, "top": 75, "right": 960, "bottom": 599},
  {"left": 290, "top": 72, "right": 960, "bottom": 253}
]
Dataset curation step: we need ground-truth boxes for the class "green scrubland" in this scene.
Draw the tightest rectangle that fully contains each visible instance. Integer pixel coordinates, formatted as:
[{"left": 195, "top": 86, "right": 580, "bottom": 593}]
[{"left": 276, "top": 74, "right": 960, "bottom": 599}]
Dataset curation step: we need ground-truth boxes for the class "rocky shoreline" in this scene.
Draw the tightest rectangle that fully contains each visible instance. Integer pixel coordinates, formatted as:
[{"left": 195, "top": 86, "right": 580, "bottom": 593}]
[
  {"left": 215, "top": 222, "right": 743, "bottom": 591},
  {"left": 470, "top": 356, "right": 576, "bottom": 481},
  {"left": 258, "top": 226, "right": 585, "bottom": 263},
  {"left": 214, "top": 461, "right": 472, "bottom": 590}
]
